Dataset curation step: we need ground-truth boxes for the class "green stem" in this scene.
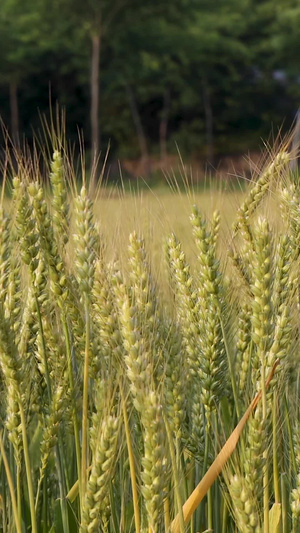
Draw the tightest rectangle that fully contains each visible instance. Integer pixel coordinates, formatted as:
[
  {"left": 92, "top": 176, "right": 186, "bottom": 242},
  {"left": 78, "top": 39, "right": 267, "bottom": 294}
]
[
  {"left": 164, "top": 415, "right": 185, "bottom": 533},
  {"left": 35, "top": 471, "right": 44, "bottom": 514},
  {"left": 281, "top": 473, "right": 288, "bottom": 533},
  {"left": 62, "top": 315, "right": 82, "bottom": 506},
  {"left": 42, "top": 475, "right": 47, "bottom": 533},
  {"left": 0, "top": 431, "right": 22, "bottom": 533},
  {"left": 55, "top": 445, "right": 70, "bottom": 532},
  {"left": 221, "top": 499, "right": 229, "bottom": 533},
  {"left": 261, "top": 359, "right": 269, "bottom": 533},
  {"left": 81, "top": 296, "right": 90, "bottom": 499},
  {"left": 34, "top": 294, "right": 52, "bottom": 403},
  {"left": 220, "top": 316, "right": 240, "bottom": 418},
  {"left": 213, "top": 421, "right": 220, "bottom": 532},
  {"left": 197, "top": 417, "right": 210, "bottom": 530},
  {"left": 273, "top": 393, "right": 280, "bottom": 503},
  {"left": 284, "top": 395, "right": 297, "bottom": 475},
  {"left": 207, "top": 415, "right": 216, "bottom": 531},
  {"left": 181, "top": 447, "right": 190, "bottom": 504},
  {"left": 1, "top": 458, "right": 7, "bottom": 532},
  {"left": 19, "top": 402, "right": 38, "bottom": 533},
  {"left": 16, "top": 460, "right": 22, "bottom": 526},
  {"left": 207, "top": 487, "right": 213, "bottom": 531},
  {"left": 119, "top": 454, "right": 125, "bottom": 532},
  {"left": 164, "top": 498, "right": 171, "bottom": 531},
  {"left": 36, "top": 292, "right": 69, "bottom": 530},
  {"left": 110, "top": 482, "right": 119, "bottom": 533},
  {"left": 194, "top": 461, "right": 201, "bottom": 531},
  {"left": 187, "top": 456, "right": 195, "bottom": 533},
  {"left": 121, "top": 389, "right": 141, "bottom": 533}
]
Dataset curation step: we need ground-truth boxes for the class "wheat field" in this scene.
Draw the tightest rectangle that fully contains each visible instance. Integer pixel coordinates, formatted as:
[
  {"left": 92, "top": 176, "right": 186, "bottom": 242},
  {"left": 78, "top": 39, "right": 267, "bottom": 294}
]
[{"left": 0, "top": 143, "right": 299, "bottom": 533}]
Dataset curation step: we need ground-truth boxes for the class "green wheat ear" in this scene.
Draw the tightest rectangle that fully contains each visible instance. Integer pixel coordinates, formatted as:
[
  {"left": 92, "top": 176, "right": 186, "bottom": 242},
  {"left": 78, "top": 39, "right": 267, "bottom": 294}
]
[
  {"left": 92, "top": 258, "right": 124, "bottom": 378},
  {"left": 166, "top": 232, "right": 205, "bottom": 455},
  {"left": 229, "top": 474, "right": 261, "bottom": 533},
  {"left": 80, "top": 414, "right": 120, "bottom": 532},
  {"left": 163, "top": 318, "right": 186, "bottom": 439},
  {"left": 291, "top": 422, "right": 300, "bottom": 530},
  {"left": 0, "top": 206, "right": 11, "bottom": 304},
  {"left": 0, "top": 303, "right": 37, "bottom": 531},
  {"left": 50, "top": 150, "right": 69, "bottom": 248},
  {"left": 190, "top": 205, "right": 227, "bottom": 422},
  {"left": 235, "top": 301, "right": 252, "bottom": 396},
  {"left": 234, "top": 150, "right": 290, "bottom": 234},
  {"left": 74, "top": 185, "right": 99, "bottom": 298}
]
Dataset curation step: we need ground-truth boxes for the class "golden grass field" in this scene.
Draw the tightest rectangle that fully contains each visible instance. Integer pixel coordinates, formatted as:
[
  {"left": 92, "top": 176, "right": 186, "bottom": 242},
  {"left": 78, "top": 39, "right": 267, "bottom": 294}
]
[{"left": 93, "top": 185, "right": 245, "bottom": 276}]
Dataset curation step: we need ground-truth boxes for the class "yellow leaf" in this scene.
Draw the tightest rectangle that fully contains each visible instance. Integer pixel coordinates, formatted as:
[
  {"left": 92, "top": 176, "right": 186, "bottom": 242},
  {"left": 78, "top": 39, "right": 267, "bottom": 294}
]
[{"left": 269, "top": 503, "right": 281, "bottom": 533}]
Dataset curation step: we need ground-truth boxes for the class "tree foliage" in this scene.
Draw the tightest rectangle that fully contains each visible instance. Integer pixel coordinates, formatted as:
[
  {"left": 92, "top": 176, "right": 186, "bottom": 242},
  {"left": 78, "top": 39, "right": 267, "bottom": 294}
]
[{"left": 0, "top": 0, "right": 299, "bottom": 164}]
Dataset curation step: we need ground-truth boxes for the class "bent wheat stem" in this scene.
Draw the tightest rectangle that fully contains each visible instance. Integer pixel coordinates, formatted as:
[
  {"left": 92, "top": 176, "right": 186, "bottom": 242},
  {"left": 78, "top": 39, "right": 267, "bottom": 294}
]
[{"left": 171, "top": 359, "right": 279, "bottom": 532}]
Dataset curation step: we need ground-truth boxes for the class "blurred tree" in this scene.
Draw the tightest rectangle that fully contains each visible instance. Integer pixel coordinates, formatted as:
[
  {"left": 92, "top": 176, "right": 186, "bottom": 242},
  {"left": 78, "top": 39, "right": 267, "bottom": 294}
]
[
  {"left": 104, "top": 0, "right": 252, "bottom": 162},
  {"left": 0, "top": 0, "right": 299, "bottom": 167},
  {"left": 0, "top": 0, "right": 87, "bottom": 144},
  {"left": 55, "top": 0, "right": 196, "bottom": 168},
  {"left": 269, "top": 0, "right": 300, "bottom": 99},
  {"left": 0, "top": 0, "right": 42, "bottom": 142}
]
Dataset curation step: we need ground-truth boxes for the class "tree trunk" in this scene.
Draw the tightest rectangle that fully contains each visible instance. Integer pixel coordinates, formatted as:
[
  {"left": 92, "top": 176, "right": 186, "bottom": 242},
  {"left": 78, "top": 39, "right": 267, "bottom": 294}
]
[
  {"left": 90, "top": 32, "right": 101, "bottom": 163},
  {"left": 202, "top": 79, "right": 214, "bottom": 164},
  {"left": 126, "top": 83, "right": 150, "bottom": 176},
  {"left": 10, "top": 81, "right": 19, "bottom": 145},
  {"left": 159, "top": 88, "right": 170, "bottom": 162}
]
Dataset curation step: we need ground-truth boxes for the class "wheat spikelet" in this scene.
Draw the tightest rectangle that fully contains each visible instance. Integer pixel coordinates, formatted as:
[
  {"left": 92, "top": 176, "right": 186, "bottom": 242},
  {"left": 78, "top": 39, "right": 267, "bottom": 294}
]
[
  {"left": 140, "top": 390, "right": 169, "bottom": 533},
  {"left": 234, "top": 150, "right": 290, "bottom": 234},
  {"left": 127, "top": 231, "right": 164, "bottom": 385},
  {"left": 80, "top": 415, "right": 119, "bottom": 532},
  {"left": 36, "top": 385, "right": 64, "bottom": 495},
  {"left": 166, "top": 233, "right": 205, "bottom": 452},
  {"left": 190, "top": 205, "right": 227, "bottom": 422},
  {"left": 250, "top": 218, "right": 273, "bottom": 380},
  {"left": 166, "top": 233, "right": 201, "bottom": 384},
  {"left": 27, "top": 181, "right": 68, "bottom": 299},
  {"left": 229, "top": 474, "right": 261, "bottom": 533},
  {"left": 163, "top": 319, "right": 186, "bottom": 439},
  {"left": 243, "top": 404, "right": 267, "bottom": 502},
  {"left": 291, "top": 423, "right": 300, "bottom": 530},
  {"left": 50, "top": 150, "right": 69, "bottom": 248},
  {"left": 236, "top": 302, "right": 252, "bottom": 395},
  {"left": 92, "top": 258, "right": 124, "bottom": 379},
  {"left": 0, "top": 206, "right": 11, "bottom": 304},
  {"left": 74, "top": 185, "right": 99, "bottom": 298}
]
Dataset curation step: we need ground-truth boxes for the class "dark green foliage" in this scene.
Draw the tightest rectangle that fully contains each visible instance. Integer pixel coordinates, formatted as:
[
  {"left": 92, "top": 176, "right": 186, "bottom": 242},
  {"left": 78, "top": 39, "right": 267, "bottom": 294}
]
[{"left": 0, "top": 0, "right": 299, "bottom": 164}]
